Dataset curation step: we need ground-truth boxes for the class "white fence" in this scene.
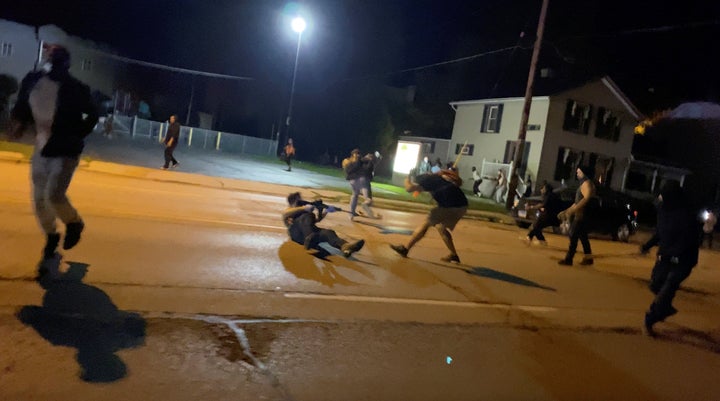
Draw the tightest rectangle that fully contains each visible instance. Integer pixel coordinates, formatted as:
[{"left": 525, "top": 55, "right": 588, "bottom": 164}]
[{"left": 112, "top": 115, "right": 278, "bottom": 156}]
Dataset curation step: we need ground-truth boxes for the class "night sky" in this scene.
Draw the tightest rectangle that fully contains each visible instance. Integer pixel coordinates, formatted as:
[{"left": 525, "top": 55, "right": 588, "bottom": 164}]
[{"left": 3, "top": 0, "right": 720, "bottom": 157}]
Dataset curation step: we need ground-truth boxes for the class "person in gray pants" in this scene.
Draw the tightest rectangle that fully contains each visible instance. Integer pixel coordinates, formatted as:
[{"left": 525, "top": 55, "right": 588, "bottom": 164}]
[{"left": 9, "top": 44, "right": 98, "bottom": 262}]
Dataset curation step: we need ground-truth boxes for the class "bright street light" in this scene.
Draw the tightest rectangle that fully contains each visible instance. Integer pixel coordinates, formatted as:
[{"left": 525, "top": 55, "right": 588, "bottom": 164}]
[{"left": 284, "top": 15, "right": 305, "bottom": 145}]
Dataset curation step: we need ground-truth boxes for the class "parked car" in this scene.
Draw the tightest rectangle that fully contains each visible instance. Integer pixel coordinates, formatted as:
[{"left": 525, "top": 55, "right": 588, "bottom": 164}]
[{"left": 511, "top": 186, "right": 639, "bottom": 241}]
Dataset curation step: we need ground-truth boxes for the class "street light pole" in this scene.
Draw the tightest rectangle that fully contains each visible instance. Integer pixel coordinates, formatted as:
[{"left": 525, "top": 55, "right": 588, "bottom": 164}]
[{"left": 284, "top": 16, "right": 306, "bottom": 146}]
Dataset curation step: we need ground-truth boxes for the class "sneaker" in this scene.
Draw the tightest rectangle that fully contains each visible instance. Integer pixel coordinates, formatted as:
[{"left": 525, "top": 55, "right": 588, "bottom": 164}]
[
  {"left": 579, "top": 256, "right": 594, "bottom": 266},
  {"left": 342, "top": 239, "right": 365, "bottom": 257},
  {"left": 350, "top": 212, "right": 359, "bottom": 221},
  {"left": 390, "top": 244, "right": 408, "bottom": 257},
  {"left": 361, "top": 203, "right": 374, "bottom": 218},
  {"left": 558, "top": 259, "right": 573, "bottom": 266},
  {"left": 441, "top": 254, "right": 461, "bottom": 263},
  {"left": 63, "top": 220, "right": 85, "bottom": 250},
  {"left": 171, "top": 162, "right": 179, "bottom": 169},
  {"left": 43, "top": 233, "right": 61, "bottom": 260},
  {"left": 161, "top": 166, "right": 169, "bottom": 170},
  {"left": 303, "top": 233, "right": 320, "bottom": 250}
]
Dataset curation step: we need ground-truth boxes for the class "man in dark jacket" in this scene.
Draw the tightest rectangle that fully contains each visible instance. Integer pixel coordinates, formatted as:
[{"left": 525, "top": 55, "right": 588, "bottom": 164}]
[
  {"left": 9, "top": 45, "right": 98, "bottom": 260},
  {"left": 640, "top": 181, "right": 701, "bottom": 336},
  {"left": 282, "top": 192, "right": 365, "bottom": 257},
  {"left": 162, "top": 114, "right": 180, "bottom": 169},
  {"left": 390, "top": 169, "right": 468, "bottom": 263}
]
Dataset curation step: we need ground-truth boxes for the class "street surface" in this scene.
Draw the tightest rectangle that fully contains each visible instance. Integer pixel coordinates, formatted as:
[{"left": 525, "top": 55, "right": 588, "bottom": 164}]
[{"left": 1, "top": 140, "right": 719, "bottom": 400}]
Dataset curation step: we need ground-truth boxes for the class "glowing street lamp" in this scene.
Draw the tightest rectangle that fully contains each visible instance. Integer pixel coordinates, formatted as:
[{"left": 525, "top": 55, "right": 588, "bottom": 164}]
[{"left": 285, "top": 16, "right": 306, "bottom": 140}]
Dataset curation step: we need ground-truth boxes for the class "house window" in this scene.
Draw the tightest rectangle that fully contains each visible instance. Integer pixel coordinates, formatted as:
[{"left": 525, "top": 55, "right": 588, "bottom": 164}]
[
  {"left": 594, "top": 107, "right": 622, "bottom": 142},
  {"left": 480, "top": 104, "right": 503, "bottom": 133},
  {"left": 554, "top": 147, "right": 585, "bottom": 182},
  {"left": 563, "top": 99, "right": 592, "bottom": 135},
  {"left": 81, "top": 59, "right": 92, "bottom": 71},
  {"left": 1, "top": 42, "right": 12, "bottom": 57},
  {"left": 455, "top": 143, "right": 474, "bottom": 156},
  {"left": 421, "top": 141, "right": 436, "bottom": 154},
  {"left": 527, "top": 124, "right": 541, "bottom": 131}
]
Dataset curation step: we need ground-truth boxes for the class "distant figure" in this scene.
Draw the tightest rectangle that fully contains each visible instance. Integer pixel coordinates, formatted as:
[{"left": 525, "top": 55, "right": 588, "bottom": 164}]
[
  {"left": 282, "top": 192, "right": 365, "bottom": 257},
  {"left": 494, "top": 169, "right": 507, "bottom": 203},
  {"left": 557, "top": 167, "right": 598, "bottom": 266},
  {"left": 103, "top": 113, "right": 113, "bottom": 138},
  {"left": 523, "top": 183, "right": 562, "bottom": 245},
  {"left": 640, "top": 181, "right": 701, "bottom": 336},
  {"left": 282, "top": 138, "right": 296, "bottom": 171},
  {"left": 418, "top": 156, "right": 431, "bottom": 175},
  {"left": 430, "top": 158, "right": 442, "bottom": 174},
  {"left": 162, "top": 115, "right": 180, "bottom": 169},
  {"left": 471, "top": 166, "right": 482, "bottom": 197},
  {"left": 9, "top": 44, "right": 98, "bottom": 262},
  {"left": 343, "top": 149, "right": 374, "bottom": 220},
  {"left": 524, "top": 175, "right": 533, "bottom": 197}
]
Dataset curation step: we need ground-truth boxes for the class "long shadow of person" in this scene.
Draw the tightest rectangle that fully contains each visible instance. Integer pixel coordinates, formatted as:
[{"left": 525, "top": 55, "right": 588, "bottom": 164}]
[
  {"left": 278, "top": 241, "right": 374, "bottom": 287},
  {"left": 16, "top": 258, "right": 146, "bottom": 383}
]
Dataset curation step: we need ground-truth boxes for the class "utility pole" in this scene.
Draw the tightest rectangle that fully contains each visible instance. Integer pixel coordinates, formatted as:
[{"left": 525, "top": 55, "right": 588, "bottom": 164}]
[{"left": 505, "top": 0, "right": 550, "bottom": 209}]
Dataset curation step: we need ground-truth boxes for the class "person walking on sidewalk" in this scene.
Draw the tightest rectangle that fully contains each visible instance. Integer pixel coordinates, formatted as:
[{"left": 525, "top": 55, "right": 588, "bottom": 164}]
[
  {"left": 523, "top": 182, "right": 562, "bottom": 245},
  {"left": 390, "top": 168, "right": 467, "bottom": 263},
  {"left": 9, "top": 44, "right": 98, "bottom": 260},
  {"left": 470, "top": 166, "right": 482, "bottom": 197},
  {"left": 639, "top": 181, "right": 701, "bottom": 336},
  {"left": 162, "top": 115, "right": 180, "bottom": 169},
  {"left": 557, "top": 166, "right": 598, "bottom": 266},
  {"left": 282, "top": 192, "right": 365, "bottom": 257},
  {"left": 282, "top": 138, "right": 296, "bottom": 171}
]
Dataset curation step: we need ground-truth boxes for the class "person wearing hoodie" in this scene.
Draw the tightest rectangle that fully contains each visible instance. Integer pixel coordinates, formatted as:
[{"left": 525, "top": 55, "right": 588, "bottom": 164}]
[
  {"left": 9, "top": 45, "right": 98, "bottom": 261},
  {"left": 639, "top": 181, "right": 701, "bottom": 336}
]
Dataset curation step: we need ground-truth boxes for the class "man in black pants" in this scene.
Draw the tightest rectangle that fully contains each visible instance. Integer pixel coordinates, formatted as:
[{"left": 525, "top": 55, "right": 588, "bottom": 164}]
[
  {"left": 557, "top": 167, "right": 597, "bottom": 266},
  {"left": 640, "top": 181, "right": 701, "bottom": 336},
  {"left": 282, "top": 192, "right": 365, "bottom": 257},
  {"left": 162, "top": 115, "right": 180, "bottom": 169},
  {"left": 523, "top": 183, "right": 561, "bottom": 245}
]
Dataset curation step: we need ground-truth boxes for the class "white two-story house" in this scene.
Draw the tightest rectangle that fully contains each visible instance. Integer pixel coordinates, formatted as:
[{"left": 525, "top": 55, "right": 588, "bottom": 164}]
[{"left": 448, "top": 76, "right": 643, "bottom": 194}]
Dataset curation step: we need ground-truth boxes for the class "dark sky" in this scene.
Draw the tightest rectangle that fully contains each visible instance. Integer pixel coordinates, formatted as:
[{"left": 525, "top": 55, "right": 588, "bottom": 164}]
[
  {"left": 0, "top": 0, "right": 720, "bottom": 141},
  {"left": 3, "top": 0, "right": 720, "bottom": 114}
]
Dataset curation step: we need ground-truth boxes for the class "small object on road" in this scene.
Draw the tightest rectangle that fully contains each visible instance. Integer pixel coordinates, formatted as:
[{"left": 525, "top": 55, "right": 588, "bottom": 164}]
[{"left": 446, "top": 356, "right": 453, "bottom": 365}]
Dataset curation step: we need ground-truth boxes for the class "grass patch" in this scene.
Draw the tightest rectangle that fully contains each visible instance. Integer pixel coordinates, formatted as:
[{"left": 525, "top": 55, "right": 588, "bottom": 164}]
[{"left": 0, "top": 139, "right": 33, "bottom": 158}]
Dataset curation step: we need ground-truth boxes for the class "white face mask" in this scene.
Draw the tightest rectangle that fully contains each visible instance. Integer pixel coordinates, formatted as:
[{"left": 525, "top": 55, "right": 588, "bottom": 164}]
[{"left": 40, "top": 61, "right": 52, "bottom": 73}]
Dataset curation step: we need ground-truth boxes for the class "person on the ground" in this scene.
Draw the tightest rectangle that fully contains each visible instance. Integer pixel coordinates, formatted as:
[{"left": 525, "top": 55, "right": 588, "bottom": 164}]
[
  {"left": 162, "top": 115, "right": 180, "bottom": 169},
  {"left": 282, "top": 192, "right": 365, "bottom": 257},
  {"left": 390, "top": 168, "right": 467, "bottom": 263},
  {"left": 8, "top": 44, "right": 98, "bottom": 261},
  {"left": 342, "top": 148, "right": 373, "bottom": 220},
  {"left": 282, "top": 138, "right": 296, "bottom": 171},
  {"left": 471, "top": 166, "right": 482, "bottom": 197},
  {"left": 557, "top": 166, "right": 598, "bottom": 266},
  {"left": 523, "top": 183, "right": 562, "bottom": 245},
  {"left": 639, "top": 181, "right": 701, "bottom": 336}
]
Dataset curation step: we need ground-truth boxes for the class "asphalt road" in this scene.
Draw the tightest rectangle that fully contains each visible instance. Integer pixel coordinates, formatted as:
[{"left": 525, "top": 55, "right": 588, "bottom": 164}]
[{"left": 1, "top": 152, "right": 719, "bottom": 400}]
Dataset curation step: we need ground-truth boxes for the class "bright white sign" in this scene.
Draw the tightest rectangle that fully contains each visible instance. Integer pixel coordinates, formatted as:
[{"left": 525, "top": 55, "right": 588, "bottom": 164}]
[{"left": 393, "top": 141, "right": 421, "bottom": 174}]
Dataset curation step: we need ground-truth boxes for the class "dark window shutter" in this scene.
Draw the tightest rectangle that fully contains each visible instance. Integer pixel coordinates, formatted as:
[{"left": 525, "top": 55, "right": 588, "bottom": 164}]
[
  {"left": 495, "top": 104, "right": 504, "bottom": 132},
  {"left": 481, "top": 105, "right": 489, "bottom": 132},
  {"left": 563, "top": 100, "right": 574, "bottom": 131}
]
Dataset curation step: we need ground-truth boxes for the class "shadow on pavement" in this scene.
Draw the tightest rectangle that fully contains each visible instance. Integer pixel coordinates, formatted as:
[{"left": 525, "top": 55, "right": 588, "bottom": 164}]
[
  {"left": 278, "top": 241, "right": 374, "bottom": 287},
  {"left": 16, "top": 259, "right": 146, "bottom": 383},
  {"left": 462, "top": 266, "right": 557, "bottom": 292}
]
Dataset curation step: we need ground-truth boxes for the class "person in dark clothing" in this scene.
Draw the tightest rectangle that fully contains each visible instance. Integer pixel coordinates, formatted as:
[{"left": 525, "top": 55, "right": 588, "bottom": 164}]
[
  {"left": 390, "top": 169, "right": 468, "bottom": 263},
  {"left": 343, "top": 149, "right": 374, "bottom": 219},
  {"left": 640, "top": 181, "right": 701, "bottom": 336},
  {"left": 557, "top": 166, "right": 598, "bottom": 266},
  {"left": 162, "top": 115, "right": 180, "bottom": 169},
  {"left": 283, "top": 192, "right": 365, "bottom": 257},
  {"left": 523, "top": 183, "right": 562, "bottom": 245},
  {"left": 9, "top": 44, "right": 98, "bottom": 261},
  {"left": 282, "top": 138, "right": 295, "bottom": 171}
]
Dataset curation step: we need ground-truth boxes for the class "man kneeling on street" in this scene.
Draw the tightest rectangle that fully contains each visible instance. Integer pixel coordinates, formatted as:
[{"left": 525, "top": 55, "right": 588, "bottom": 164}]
[{"left": 283, "top": 192, "right": 365, "bottom": 257}]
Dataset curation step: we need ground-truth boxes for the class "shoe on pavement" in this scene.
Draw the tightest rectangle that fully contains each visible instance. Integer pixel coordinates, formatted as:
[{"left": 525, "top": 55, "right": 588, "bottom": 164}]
[
  {"left": 161, "top": 166, "right": 169, "bottom": 170},
  {"left": 642, "top": 314, "right": 656, "bottom": 337},
  {"left": 342, "top": 239, "right": 365, "bottom": 257},
  {"left": 390, "top": 244, "right": 408, "bottom": 258},
  {"left": 579, "top": 256, "right": 594, "bottom": 265},
  {"left": 171, "top": 162, "right": 179, "bottom": 169},
  {"left": 441, "top": 254, "right": 461, "bottom": 263},
  {"left": 558, "top": 259, "right": 573, "bottom": 266},
  {"left": 63, "top": 220, "right": 85, "bottom": 250},
  {"left": 43, "top": 233, "right": 61, "bottom": 260}
]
